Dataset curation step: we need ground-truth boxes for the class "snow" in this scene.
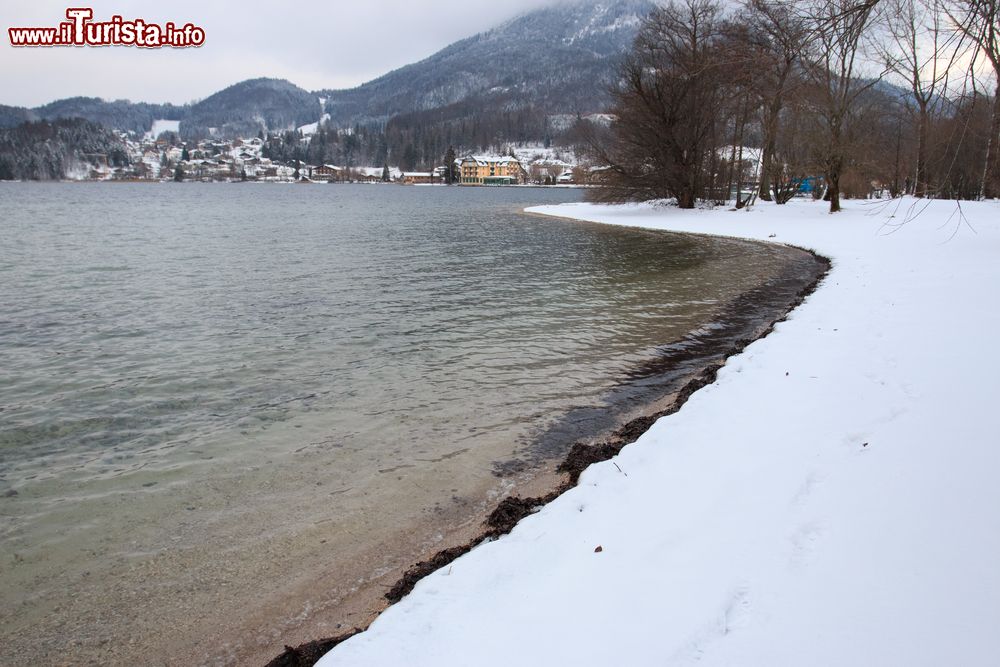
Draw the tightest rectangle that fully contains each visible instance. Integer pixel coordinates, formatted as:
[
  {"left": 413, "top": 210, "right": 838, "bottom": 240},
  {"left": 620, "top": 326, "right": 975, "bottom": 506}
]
[
  {"left": 584, "top": 112, "right": 615, "bottom": 127},
  {"left": 717, "top": 144, "right": 764, "bottom": 166},
  {"left": 464, "top": 155, "right": 522, "bottom": 166},
  {"left": 354, "top": 166, "right": 401, "bottom": 180},
  {"left": 547, "top": 113, "right": 616, "bottom": 132},
  {"left": 145, "top": 119, "right": 180, "bottom": 140},
  {"left": 513, "top": 143, "right": 578, "bottom": 168},
  {"left": 298, "top": 114, "right": 330, "bottom": 136},
  {"left": 317, "top": 197, "right": 1000, "bottom": 667},
  {"left": 563, "top": 5, "right": 643, "bottom": 44}
]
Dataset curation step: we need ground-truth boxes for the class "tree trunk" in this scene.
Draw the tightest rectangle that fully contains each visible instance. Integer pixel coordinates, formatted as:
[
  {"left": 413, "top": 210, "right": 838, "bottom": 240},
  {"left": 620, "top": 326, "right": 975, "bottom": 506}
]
[
  {"left": 915, "top": 101, "right": 929, "bottom": 197},
  {"left": 707, "top": 150, "right": 719, "bottom": 202},
  {"left": 677, "top": 190, "right": 696, "bottom": 209},
  {"left": 736, "top": 143, "right": 746, "bottom": 208},
  {"left": 827, "top": 119, "right": 843, "bottom": 212},
  {"left": 826, "top": 150, "right": 843, "bottom": 212},
  {"left": 758, "top": 98, "right": 782, "bottom": 202},
  {"left": 828, "top": 169, "right": 841, "bottom": 212},
  {"left": 985, "top": 84, "right": 1000, "bottom": 200},
  {"left": 725, "top": 143, "right": 737, "bottom": 204},
  {"left": 734, "top": 95, "right": 749, "bottom": 208},
  {"left": 891, "top": 119, "right": 902, "bottom": 197},
  {"left": 759, "top": 156, "right": 773, "bottom": 201}
]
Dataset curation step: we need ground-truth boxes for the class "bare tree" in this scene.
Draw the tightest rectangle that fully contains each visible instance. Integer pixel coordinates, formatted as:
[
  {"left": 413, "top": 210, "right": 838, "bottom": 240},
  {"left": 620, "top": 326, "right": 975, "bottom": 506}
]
[
  {"left": 801, "top": 0, "right": 885, "bottom": 212},
  {"left": 772, "top": 99, "right": 816, "bottom": 202},
  {"left": 738, "top": 0, "right": 810, "bottom": 202},
  {"left": 588, "top": 0, "right": 730, "bottom": 208},
  {"left": 944, "top": 0, "right": 1000, "bottom": 198},
  {"left": 581, "top": 0, "right": 991, "bottom": 208},
  {"left": 718, "top": 14, "right": 758, "bottom": 207},
  {"left": 879, "top": 0, "right": 959, "bottom": 196}
]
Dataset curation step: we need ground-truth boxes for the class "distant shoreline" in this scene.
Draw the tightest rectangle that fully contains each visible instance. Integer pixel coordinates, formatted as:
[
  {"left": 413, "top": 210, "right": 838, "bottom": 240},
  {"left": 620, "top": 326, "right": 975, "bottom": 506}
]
[{"left": 0, "top": 180, "right": 590, "bottom": 188}]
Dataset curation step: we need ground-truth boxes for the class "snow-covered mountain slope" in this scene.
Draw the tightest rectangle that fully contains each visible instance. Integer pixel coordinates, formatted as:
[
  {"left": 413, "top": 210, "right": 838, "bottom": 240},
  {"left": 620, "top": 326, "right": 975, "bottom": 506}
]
[
  {"left": 317, "top": 0, "right": 654, "bottom": 127},
  {"left": 4, "top": 1, "right": 652, "bottom": 144}
]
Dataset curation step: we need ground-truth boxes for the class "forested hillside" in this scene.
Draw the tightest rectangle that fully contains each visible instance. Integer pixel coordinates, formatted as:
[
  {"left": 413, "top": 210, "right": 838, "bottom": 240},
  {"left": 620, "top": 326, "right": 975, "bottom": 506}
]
[{"left": 0, "top": 119, "right": 130, "bottom": 180}]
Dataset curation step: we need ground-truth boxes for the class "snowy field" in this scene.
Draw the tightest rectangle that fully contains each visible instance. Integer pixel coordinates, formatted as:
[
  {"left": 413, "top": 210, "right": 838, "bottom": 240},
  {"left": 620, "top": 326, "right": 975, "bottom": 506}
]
[
  {"left": 318, "top": 197, "right": 1000, "bottom": 666},
  {"left": 145, "top": 119, "right": 180, "bottom": 141}
]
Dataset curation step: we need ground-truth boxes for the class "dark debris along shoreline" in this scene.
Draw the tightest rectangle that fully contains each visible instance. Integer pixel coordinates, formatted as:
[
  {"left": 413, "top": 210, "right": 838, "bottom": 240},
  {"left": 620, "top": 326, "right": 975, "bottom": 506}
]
[{"left": 266, "top": 238, "right": 832, "bottom": 667}]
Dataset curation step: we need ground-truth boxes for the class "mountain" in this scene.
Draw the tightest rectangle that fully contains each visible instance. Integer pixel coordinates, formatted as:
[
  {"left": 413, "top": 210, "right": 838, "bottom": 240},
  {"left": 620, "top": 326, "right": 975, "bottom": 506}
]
[
  {"left": 0, "top": 105, "right": 35, "bottom": 129},
  {"left": 317, "top": 0, "right": 655, "bottom": 128},
  {"left": 180, "top": 78, "right": 323, "bottom": 140},
  {"left": 34, "top": 97, "right": 186, "bottom": 135},
  {"left": 311, "top": 0, "right": 654, "bottom": 166},
  {"left": 0, "top": 98, "right": 183, "bottom": 134},
  {"left": 0, "top": 81, "right": 319, "bottom": 140},
  {"left": 0, "top": 0, "right": 653, "bottom": 153}
]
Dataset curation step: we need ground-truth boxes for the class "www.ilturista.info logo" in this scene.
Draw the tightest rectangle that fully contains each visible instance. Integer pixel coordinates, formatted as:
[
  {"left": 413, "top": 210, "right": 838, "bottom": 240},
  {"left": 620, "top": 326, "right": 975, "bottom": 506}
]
[{"left": 8, "top": 8, "right": 205, "bottom": 48}]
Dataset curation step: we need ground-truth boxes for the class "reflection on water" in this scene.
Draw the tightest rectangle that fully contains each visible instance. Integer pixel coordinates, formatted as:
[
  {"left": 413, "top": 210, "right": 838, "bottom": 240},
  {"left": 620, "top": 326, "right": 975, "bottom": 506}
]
[{"left": 1, "top": 183, "right": 803, "bottom": 664}]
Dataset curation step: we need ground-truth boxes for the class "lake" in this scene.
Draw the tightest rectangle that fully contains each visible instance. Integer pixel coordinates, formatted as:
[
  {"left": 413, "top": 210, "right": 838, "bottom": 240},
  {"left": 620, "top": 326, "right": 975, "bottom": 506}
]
[{"left": 0, "top": 183, "right": 819, "bottom": 665}]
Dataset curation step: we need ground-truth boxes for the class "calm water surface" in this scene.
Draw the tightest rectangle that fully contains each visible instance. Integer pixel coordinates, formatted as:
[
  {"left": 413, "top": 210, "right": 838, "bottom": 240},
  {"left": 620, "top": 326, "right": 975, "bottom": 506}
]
[{"left": 1, "top": 183, "right": 799, "bottom": 664}]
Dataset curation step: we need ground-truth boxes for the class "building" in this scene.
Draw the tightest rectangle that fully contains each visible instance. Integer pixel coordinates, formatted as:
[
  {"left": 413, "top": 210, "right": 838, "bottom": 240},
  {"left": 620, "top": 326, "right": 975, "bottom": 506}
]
[
  {"left": 313, "top": 164, "right": 343, "bottom": 181},
  {"left": 459, "top": 156, "right": 524, "bottom": 185},
  {"left": 241, "top": 157, "right": 263, "bottom": 178},
  {"left": 401, "top": 172, "right": 436, "bottom": 185},
  {"left": 355, "top": 166, "right": 397, "bottom": 183}
]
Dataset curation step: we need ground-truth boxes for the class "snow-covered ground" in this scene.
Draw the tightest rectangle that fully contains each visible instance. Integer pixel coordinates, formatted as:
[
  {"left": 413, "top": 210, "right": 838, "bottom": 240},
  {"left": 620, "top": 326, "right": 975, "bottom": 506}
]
[
  {"left": 298, "top": 114, "right": 331, "bottom": 137},
  {"left": 145, "top": 119, "right": 181, "bottom": 141},
  {"left": 318, "top": 197, "right": 1000, "bottom": 666},
  {"left": 512, "top": 144, "right": 579, "bottom": 168}
]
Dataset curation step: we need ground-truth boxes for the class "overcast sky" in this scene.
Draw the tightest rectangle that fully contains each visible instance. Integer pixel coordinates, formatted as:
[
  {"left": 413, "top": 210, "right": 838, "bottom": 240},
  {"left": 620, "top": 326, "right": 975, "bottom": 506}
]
[{"left": 1, "top": 0, "right": 561, "bottom": 108}]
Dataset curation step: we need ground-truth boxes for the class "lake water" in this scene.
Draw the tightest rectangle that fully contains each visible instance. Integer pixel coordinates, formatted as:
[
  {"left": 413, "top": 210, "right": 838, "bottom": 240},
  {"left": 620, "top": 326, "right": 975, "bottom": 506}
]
[{"left": 0, "top": 183, "right": 817, "bottom": 665}]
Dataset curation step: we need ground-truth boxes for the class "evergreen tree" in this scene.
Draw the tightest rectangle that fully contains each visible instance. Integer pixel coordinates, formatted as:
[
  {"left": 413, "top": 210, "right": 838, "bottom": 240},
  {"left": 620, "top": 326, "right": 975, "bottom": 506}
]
[
  {"left": 402, "top": 143, "right": 418, "bottom": 171},
  {"left": 381, "top": 163, "right": 390, "bottom": 182},
  {"left": 174, "top": 165, "right": 184, "bottom": 182},
  {"left": 181, "top": 145, "right": 190, "bottom": 162},
  {"left": 444, "top": 146, "right": 457, "bottom": 184}
]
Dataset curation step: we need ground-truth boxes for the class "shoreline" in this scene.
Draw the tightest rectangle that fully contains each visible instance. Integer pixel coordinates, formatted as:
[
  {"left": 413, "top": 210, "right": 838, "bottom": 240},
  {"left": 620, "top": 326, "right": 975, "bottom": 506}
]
[
  {"left": 314, "top": 197, "right": 1000, "bottom": 666},
  {"left": 267, "top": 213, "right": 830, "bottom": 666}
]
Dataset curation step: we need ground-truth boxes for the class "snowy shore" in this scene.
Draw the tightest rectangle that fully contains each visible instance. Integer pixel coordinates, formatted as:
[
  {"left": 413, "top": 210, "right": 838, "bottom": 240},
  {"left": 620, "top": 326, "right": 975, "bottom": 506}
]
[{"left": 317, "top": 197, "right": 1000, "bottom": 666}]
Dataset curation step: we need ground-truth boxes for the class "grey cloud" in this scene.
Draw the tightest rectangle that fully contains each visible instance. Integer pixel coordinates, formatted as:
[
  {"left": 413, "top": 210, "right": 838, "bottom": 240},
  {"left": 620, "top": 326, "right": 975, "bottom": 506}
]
[{"left": 1, "top": 0, "right": 561, "bottom": 106}]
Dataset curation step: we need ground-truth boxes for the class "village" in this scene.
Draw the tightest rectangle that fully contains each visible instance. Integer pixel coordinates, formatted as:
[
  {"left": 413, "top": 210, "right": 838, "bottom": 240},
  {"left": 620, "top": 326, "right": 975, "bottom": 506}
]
[
  {"left": 81, "top": 126, "right": 589, "bottom": 186},
  {"left": 61, "top": 123, "right": 823, "bottom": 200}
]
